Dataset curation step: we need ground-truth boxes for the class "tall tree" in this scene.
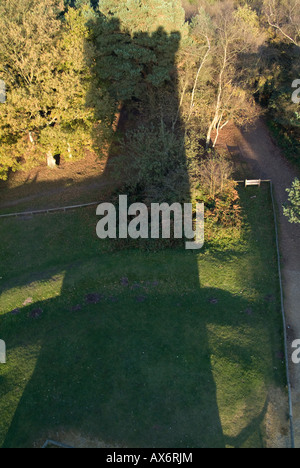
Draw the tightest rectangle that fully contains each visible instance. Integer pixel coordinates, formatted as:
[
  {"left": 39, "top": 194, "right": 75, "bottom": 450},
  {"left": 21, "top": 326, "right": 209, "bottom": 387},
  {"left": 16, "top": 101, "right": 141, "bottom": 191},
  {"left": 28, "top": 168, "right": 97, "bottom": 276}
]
[
  {"left": 174, "top": 1, "right": 264, "bottom": 147},
  {"left": 0, "top": 0, "right": 99, "bottom": 179},
  {"left": 93, "top": 0, "right": 188, "bottom": 118},
  {"left": 40, "top": 3, "right": 98, "bottom": 162},
  {"left": 0, "top": 0, "right": 63, "bottom": 177},
  {"left": 204, "top": 1, "right": 263, "bottom": 147},
  {"left": 263, "top": 0, "right": 300, "bottom": 46}
]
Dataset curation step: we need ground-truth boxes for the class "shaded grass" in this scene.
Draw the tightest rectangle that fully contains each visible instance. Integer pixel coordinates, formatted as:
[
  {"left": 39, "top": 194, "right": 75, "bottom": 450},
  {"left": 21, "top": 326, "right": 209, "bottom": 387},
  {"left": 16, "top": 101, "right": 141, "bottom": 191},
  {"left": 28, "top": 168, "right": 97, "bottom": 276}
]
[{"left": 0, "top": 185, "right": 287, "bottom": 448}]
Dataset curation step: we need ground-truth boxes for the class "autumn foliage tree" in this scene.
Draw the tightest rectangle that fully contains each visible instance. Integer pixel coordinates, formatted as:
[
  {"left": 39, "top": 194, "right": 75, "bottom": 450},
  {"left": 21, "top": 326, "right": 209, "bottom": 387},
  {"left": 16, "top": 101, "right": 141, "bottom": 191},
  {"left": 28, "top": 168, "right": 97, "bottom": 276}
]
[
  {"left": 263, "top": 0, "right": 300, "bottom": 46},
  {"left": 1, "top": 0, "right": 297, "bottom": 192},
  {"left": 0, "top": 0, "right": 99, "bottom": 179}
]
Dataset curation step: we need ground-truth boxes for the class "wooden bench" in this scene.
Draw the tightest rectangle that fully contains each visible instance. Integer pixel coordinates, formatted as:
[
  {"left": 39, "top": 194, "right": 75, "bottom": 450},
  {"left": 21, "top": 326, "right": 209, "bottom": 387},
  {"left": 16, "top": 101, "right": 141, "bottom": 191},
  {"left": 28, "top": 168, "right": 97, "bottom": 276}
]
[{"left": 245, "top": 179, "right": 261, "bottom": 187}]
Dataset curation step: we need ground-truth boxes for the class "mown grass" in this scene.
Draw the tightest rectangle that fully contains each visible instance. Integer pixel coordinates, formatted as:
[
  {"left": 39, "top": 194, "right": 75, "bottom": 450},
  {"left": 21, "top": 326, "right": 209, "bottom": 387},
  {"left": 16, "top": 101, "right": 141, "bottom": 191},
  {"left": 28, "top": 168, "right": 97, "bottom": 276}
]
[{"left": 0, "top": 185, "right": 287, "bottom": 448}]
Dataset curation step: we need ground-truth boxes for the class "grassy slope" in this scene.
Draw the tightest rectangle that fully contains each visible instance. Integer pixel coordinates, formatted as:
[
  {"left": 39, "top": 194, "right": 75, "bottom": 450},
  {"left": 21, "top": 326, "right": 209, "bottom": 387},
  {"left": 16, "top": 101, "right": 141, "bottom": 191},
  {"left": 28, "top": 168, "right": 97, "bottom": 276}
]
[{"left": 0, "top": 185, "right": 287, "bottom": 448}]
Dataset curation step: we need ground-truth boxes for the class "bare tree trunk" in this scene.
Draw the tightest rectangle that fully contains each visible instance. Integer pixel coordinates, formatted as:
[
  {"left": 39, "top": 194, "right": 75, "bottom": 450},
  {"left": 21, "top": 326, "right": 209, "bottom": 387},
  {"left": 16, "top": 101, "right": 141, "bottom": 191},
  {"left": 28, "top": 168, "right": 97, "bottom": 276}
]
[
  {"left": 68, "top": 143, "right": 72, "bottom": 159},
  {"left": 206, "top": 120, "right": 216, "bottom": 149},
  {"left": 206, "top": 42, "right": 228, "bottom": 148},
  {"left": 213, "top": 117, "right": 222, "bottom": 148},
  {"left": 188, "top": 36, "right": 211, "bottom": 122},
  {"left": 213, "top": 113, "right": 229, "bottom": 147},
  {"left": 173, "top": 36, "right": 211, "bottom": 130},
  {"left": 265, "top": 0, "right": 299, "bottom": 47},
  {"left": 172, "top": 80, "right": 188, "bottom": 131}
]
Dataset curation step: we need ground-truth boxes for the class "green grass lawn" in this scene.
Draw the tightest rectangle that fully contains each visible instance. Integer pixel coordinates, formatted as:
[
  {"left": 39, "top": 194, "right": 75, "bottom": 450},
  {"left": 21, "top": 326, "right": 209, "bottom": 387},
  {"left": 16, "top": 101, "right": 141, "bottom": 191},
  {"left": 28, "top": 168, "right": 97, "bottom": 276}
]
[{"left": 0, "top": 185, "right": 288, "bottom": 448}]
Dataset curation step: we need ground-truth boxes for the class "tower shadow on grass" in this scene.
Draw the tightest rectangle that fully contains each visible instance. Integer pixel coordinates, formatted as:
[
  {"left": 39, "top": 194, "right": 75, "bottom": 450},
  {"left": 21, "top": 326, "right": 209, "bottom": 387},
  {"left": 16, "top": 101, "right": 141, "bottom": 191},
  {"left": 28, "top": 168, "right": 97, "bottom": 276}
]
[
  {"left": 1, "top": 273, "right": 272, "bottom": 448},
  {"left": 0, "top": 13, "right": 274, "bottom": 449}
]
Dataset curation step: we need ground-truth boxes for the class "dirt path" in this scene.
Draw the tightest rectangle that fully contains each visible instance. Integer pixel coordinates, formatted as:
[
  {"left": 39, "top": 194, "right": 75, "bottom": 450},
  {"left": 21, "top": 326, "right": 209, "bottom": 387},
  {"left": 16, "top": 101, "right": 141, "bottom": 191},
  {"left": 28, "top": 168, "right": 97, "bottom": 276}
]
[{"left": 216, "top": 117, "right": 300, "bottom": 448}]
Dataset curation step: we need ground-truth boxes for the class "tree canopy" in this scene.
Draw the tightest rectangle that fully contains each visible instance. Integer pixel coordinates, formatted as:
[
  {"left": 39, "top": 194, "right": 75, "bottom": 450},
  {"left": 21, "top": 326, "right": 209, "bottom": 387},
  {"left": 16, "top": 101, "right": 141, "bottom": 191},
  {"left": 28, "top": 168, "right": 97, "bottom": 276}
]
[
  {"left": 0, "top": 0, "right": 99, "bottom": 177},
  {"left": 0, "top": 0, "right": 299, "bottom": 182}
]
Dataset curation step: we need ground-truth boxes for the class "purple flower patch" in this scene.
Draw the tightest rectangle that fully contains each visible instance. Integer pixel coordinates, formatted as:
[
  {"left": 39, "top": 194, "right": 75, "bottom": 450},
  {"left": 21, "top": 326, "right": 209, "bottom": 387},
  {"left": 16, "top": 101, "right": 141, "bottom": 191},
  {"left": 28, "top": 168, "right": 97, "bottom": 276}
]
[
  {"left": 30, "top": 308, "right": 43, "bottom": 319},
  {"left": 136, "top": 296, "right": 147, "bottom": 303},
  {"left": 85, "top": 294, "right": 103, "bottom": 305},
  {"left": 121, "top": 277, "right": 129, "bottom": 287},
  {"left": 11, "top": 308, "right": 21, "bottom": 315}
]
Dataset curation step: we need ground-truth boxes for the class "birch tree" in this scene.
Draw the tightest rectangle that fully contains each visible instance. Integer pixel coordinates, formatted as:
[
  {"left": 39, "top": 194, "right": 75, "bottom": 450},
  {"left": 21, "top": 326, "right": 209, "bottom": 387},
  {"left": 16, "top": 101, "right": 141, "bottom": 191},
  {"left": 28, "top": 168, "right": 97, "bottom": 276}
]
[
  {"left": 205, "top": 1, "right": 263, "bottom": 147},
  {"left": 263, "top": 0, "right": 300, "bottom": 46}
]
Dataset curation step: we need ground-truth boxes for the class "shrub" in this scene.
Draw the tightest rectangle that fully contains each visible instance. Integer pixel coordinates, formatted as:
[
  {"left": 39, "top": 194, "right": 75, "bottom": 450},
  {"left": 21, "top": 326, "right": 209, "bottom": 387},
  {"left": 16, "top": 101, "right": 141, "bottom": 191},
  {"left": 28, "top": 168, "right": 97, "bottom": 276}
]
[{"left": 283, "top": 178, "right": 300, "bottom": 224}]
